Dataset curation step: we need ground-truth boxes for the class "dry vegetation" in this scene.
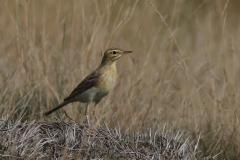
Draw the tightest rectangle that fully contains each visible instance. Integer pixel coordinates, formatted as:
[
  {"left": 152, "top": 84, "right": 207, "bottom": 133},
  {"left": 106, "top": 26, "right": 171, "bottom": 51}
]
[
  {"left": 0, "top": 118, "right": 213, "bottom": 159},
  {"left": 0, "top": 0, "right": 239, "bottom": 159}
]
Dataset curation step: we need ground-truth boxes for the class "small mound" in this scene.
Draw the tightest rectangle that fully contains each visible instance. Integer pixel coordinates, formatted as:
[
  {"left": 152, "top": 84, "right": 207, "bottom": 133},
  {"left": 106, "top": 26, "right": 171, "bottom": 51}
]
[{"left": 0, "top": 119, "right": 213, "bottom": 159}]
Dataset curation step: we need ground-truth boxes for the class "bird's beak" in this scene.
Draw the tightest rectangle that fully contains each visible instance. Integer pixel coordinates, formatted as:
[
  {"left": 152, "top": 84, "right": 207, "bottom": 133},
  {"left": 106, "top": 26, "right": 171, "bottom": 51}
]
[{"left": 123, "top": 51, "right": 133, "bottom": 54}]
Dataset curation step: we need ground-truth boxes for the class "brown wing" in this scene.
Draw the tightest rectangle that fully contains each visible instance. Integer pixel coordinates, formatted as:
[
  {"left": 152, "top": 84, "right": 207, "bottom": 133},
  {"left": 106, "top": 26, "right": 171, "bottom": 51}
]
[{"left": 64, "top": 70, "right": 100, "bottom": 101}]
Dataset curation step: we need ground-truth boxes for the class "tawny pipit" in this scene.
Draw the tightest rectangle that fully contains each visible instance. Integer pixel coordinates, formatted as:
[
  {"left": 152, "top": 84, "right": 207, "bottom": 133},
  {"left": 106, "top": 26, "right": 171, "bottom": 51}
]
[{"left": 44, "top": 48, "right": 132, "bottom": 126}]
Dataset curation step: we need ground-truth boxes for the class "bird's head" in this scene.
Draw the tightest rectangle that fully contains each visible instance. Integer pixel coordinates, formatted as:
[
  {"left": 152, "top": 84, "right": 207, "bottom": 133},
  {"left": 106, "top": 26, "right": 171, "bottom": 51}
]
[{"left": 101, "top": 48, "right": 132, "bottom": 65}]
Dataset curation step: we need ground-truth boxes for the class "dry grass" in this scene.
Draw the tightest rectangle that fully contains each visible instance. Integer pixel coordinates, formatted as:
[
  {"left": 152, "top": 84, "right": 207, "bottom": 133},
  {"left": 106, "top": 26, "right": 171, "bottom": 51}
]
[
  {"left": 0, "top": 118, "right": 213, "bottom": 159},
  {"left": 0, "top": 0, "right": 240, "bottom": 159}
]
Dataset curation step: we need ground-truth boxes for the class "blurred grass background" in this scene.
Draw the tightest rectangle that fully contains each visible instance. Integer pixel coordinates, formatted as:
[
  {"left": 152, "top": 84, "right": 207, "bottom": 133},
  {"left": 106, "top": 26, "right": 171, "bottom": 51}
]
[{"left": 0, "top": 0, "right": 240, "bottom": 159}]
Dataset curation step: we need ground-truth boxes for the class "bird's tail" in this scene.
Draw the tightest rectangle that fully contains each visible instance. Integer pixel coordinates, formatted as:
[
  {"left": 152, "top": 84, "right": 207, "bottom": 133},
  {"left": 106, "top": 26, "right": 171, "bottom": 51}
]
[{"left": 44, "top": 101, "right": 70, "bottom": 116}]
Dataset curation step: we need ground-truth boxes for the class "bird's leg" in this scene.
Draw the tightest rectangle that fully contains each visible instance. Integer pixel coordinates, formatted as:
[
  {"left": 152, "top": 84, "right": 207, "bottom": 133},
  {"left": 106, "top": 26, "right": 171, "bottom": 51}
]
[
  {"left": 92, "top": 102, "right": 100, "bottom": 126},
  {"left": 93, "top": 102, "right": 98, "bottom": 121},
  {"left": 85, "top": 103, "right": 90, "bottom": 126},
  {"left": 93, "top": 110, "right": 98, "bottom": 122}
]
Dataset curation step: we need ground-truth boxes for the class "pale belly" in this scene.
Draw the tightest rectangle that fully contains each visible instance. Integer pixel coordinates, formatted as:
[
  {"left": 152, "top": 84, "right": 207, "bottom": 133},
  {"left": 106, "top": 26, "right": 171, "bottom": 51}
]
[{"left": 73, "top": 87, "right": 109, "bottom": 103}]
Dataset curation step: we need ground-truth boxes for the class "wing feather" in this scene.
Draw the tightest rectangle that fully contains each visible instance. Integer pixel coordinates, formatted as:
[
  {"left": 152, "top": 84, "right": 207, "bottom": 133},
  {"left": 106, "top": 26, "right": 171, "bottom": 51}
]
[{"left": 64, "top": 70, "right": 100, "bottom": 101}]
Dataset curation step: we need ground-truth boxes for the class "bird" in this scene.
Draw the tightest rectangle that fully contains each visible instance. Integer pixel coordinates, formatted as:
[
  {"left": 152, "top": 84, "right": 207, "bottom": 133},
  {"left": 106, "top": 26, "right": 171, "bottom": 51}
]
[{"left": 44, "top": 48, "right": 132, "bottom": 126}]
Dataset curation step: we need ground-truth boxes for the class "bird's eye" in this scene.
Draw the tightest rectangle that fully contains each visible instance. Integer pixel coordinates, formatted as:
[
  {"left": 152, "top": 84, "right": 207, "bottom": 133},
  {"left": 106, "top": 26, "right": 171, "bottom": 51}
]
[{"left": 112, "top": 51, "right": 117, "bottom": 54}]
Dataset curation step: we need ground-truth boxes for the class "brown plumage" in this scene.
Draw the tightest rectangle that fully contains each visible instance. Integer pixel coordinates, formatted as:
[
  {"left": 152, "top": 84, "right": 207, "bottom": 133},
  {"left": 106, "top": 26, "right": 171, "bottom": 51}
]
[{"left": 44, "top": 48, "right": 132, "bottom": 126}]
